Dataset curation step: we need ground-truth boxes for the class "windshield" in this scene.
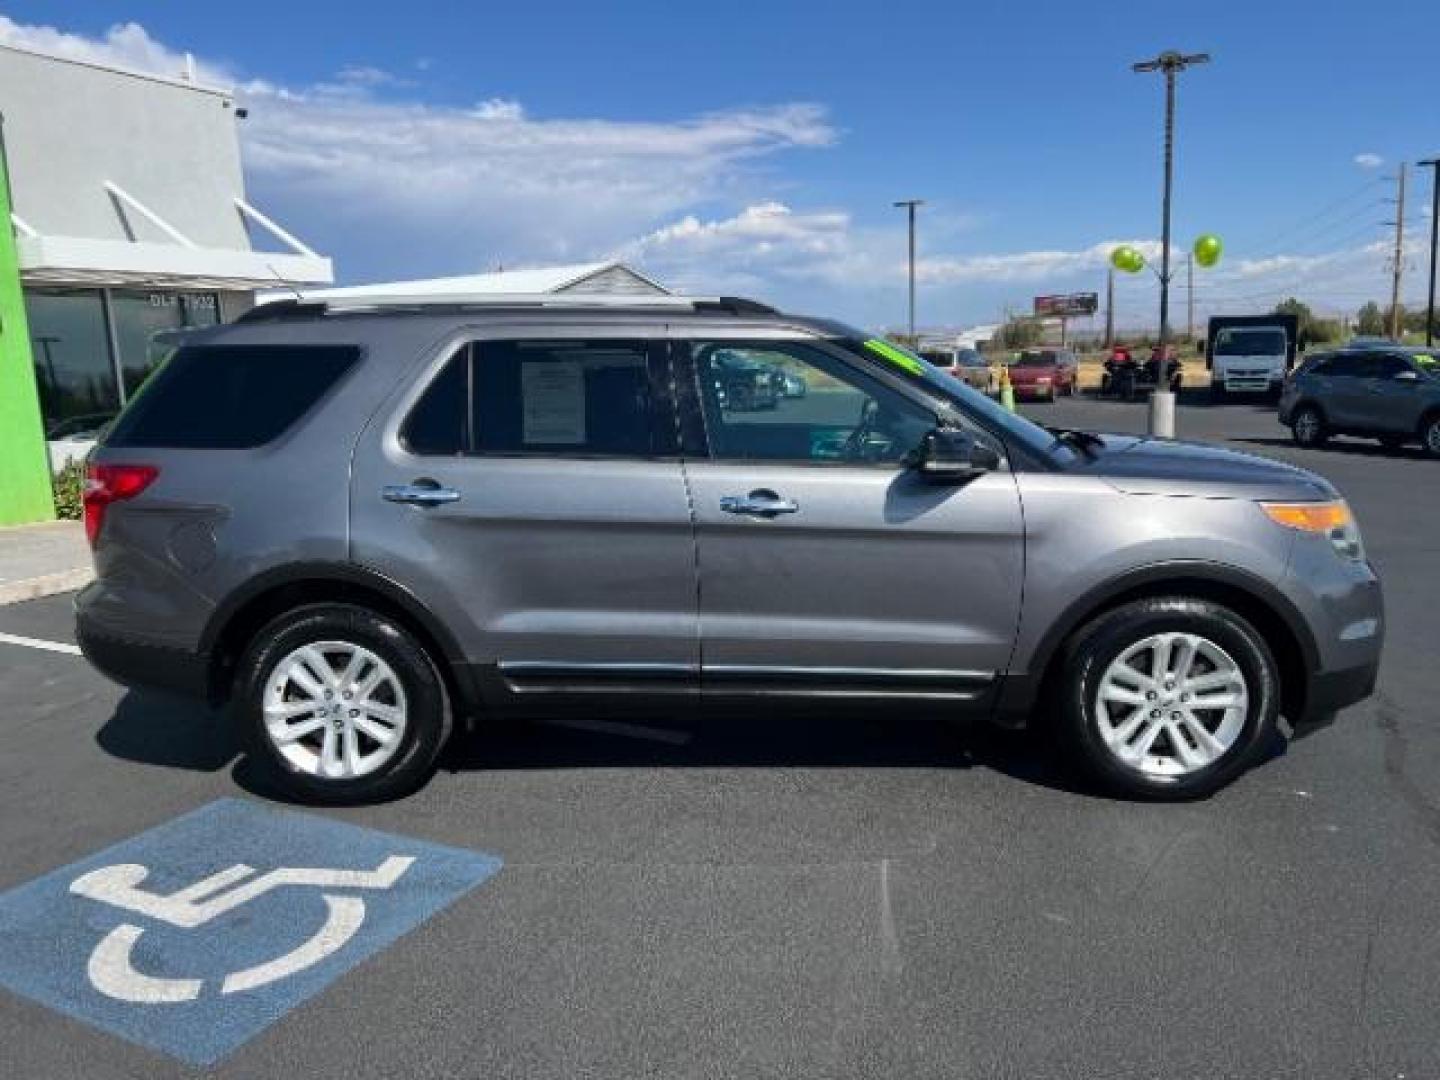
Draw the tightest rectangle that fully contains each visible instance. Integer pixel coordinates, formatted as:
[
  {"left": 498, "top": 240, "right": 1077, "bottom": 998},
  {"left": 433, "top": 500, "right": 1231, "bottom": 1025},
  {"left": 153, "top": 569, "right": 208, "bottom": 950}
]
[
  {"left": 956, "top": 349, "right": 985, "bottom": 367},
  {"left": 844, "top": 337, "right": 1078, "bottom": 464},
  {"left": 1013, "top": 351, "right": 1057, "bottom": 367},
  {"left": 1216, "top": 329, "right": 1286, "bottom": 356}
]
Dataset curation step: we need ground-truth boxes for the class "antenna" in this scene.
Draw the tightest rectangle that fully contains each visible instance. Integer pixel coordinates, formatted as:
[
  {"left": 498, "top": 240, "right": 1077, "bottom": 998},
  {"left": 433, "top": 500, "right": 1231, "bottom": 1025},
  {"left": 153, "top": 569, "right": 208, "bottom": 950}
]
[{"left": 265, "top": 262, "right": 304, "bottom": 303}]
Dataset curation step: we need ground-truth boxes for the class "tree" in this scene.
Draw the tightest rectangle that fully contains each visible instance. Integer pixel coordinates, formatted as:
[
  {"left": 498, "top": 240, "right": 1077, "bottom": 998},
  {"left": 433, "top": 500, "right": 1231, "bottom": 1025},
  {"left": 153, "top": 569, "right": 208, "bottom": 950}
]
[
  {"left": 1356, "top": 301, "right": 1385, "bottom": 336},
  {"left": 996, "top": 318, "right": 1043, "bottom": 349},
  {"left": 1274, "top": 297, "right": 1316, "bottom": 347}
]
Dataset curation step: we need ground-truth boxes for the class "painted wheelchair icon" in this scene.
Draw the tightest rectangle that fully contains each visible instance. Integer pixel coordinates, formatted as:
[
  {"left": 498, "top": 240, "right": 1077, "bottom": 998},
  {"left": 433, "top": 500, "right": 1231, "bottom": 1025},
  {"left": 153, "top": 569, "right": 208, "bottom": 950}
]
[{"left": 69, "top": 856, "right": 414, "bottom": 1003}]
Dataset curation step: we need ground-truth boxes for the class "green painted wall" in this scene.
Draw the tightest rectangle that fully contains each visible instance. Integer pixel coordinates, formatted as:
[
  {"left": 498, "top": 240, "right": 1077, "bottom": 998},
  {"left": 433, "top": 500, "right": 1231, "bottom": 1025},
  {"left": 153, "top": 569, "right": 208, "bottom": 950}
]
[{"left": 0, "top": 126, "right": 55, "bottom": 526}]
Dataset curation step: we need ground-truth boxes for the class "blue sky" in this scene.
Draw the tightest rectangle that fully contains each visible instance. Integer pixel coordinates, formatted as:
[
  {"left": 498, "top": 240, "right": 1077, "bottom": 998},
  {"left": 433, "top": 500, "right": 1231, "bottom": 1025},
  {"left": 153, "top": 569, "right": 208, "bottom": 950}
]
[{"left": 4, "top": 1, "right": 1437, "bottom": 330}]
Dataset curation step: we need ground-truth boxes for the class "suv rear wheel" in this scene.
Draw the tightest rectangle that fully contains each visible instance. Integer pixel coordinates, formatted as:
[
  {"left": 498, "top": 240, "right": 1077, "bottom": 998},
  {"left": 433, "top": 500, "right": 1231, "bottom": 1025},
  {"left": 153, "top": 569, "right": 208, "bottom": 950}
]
[
  {"left": 236, "top": 603, "right": 452, "bottom": 803},
  {"left": 1290, "top": 405, "right": 1327, "bottom": 447},
  {"left": 1058, "top": 598, "right": 1279, "bottom": 800}
]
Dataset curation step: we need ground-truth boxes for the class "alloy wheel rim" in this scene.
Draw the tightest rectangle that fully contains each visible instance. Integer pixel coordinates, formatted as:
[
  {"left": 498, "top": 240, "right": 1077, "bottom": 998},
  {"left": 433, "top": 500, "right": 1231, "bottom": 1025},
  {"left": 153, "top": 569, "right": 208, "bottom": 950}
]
[
  {"left": 1094, "top": 632, "right": 1249, "bottom": 779},
  {"left": 263, "top": 641, "right": 408, "bottom": 780},
  {"left": 1296, "top": 412, "right": 1319, "bottom": 442},
  {"left": 1427, "top": 422, "right": 1440, "bottom": 453}
]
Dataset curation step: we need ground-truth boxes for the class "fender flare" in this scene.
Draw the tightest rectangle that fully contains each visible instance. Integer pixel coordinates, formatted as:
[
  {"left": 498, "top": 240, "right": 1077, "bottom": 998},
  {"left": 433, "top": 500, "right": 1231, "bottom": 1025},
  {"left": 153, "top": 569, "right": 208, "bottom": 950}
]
[
  {"left": 199, "top": 561, "right": 474, "bottom": 705},
  {"left": 997, "top": 559, "right": 1319, "bottom": 718}
]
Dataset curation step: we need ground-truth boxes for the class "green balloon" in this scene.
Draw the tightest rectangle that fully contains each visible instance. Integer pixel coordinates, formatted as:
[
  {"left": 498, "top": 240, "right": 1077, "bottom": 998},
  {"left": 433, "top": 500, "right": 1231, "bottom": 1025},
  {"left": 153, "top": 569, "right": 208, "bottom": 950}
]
[
  {"left": 1193, "top": 234, "right": 1223, "bottom": 268},
  {"left": 1110, "top": 245, "right": 1146, "bottom": 273}
]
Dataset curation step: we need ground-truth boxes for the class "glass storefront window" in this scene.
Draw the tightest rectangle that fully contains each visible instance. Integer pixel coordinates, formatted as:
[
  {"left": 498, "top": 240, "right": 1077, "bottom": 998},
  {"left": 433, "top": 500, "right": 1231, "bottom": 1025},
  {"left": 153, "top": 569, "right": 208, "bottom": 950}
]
[
  {"left": 24, "top": 289, "right": 117, "bottom": 437},
  {"left": 111, "top": 290, "right": 221, "bottom": 399}
]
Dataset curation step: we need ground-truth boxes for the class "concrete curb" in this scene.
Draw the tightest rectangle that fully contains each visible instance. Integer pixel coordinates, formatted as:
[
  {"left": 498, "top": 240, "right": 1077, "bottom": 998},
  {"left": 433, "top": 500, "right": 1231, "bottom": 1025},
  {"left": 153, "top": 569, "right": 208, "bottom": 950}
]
[{"left": 0, "top": 567, "right": 93, "bottom": 607}]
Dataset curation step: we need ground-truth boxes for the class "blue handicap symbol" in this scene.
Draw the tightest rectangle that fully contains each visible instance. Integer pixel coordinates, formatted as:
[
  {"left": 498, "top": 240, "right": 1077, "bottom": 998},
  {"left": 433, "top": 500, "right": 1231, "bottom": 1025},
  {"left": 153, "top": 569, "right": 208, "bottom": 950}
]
[{"left": 0, "top": 798, "right": 502, "bottom": 1066}]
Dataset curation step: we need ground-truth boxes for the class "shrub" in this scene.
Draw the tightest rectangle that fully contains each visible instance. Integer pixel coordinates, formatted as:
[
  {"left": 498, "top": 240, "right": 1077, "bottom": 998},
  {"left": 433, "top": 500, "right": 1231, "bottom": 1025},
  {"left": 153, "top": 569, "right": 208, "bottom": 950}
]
[{"left": 52, "top": 460, "right": 86, "bottom": 521}]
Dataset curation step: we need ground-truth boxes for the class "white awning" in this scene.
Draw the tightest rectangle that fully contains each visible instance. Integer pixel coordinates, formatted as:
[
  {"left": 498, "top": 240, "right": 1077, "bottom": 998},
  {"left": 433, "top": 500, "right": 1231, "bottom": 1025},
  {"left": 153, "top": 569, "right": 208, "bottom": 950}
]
[{"left": 18, "top": 234, "right": 332, "bottom": 290}]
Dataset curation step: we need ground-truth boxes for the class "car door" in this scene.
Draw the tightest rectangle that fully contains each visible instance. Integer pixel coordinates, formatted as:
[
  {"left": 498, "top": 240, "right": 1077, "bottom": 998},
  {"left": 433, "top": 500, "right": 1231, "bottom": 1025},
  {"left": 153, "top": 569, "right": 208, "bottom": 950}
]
[
  {"left": 351, "top": 327, "right": 699, "bottom": 705},
  {"left": 673, "top": 332, "right": 1025, "bottom": 704},
  {"left": 1314, "top": 352, "right": 1370, "bottom": 427},
  {"left": 1358, "top": 353, "right": 1426, "bottom": 433}
]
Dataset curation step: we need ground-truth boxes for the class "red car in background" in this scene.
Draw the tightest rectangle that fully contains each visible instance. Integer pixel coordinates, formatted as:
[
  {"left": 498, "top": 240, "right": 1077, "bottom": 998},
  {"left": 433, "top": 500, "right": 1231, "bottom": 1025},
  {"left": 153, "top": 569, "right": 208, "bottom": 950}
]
[{"left": 1006, "top": 348, "right": 1078, "bottom": 399}]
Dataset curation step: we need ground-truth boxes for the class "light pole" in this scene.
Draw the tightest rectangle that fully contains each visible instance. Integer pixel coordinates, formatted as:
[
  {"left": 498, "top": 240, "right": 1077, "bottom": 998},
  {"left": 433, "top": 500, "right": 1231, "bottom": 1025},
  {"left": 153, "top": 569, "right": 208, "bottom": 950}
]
[
  {"left": 1420, "top": 157, "right": 1439, "bottom": 347},
  {"left": 893, "top": 199, "right": 924, "bottom": 343},
  {"left": 1132, "top": 50, "right": 1209, "bottom": 350}
]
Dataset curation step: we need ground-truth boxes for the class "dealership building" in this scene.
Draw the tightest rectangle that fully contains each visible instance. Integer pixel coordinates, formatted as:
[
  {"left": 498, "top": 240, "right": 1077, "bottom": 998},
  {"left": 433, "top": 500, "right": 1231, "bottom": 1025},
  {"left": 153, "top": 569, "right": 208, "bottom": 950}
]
[{"left": 0, "top": 42, "right": 333, "bottom": 524}]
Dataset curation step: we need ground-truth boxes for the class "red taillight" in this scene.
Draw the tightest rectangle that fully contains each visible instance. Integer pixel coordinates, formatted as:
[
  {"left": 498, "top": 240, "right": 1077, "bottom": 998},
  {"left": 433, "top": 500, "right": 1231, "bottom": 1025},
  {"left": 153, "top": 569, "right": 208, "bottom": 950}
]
[{"left": 83, "top": 464, "right": 158, "bottom": 547}]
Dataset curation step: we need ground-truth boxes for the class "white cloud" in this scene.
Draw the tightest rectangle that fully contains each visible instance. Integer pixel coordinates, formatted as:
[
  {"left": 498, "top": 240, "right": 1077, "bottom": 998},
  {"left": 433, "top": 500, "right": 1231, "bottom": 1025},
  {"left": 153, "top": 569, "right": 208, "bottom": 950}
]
[
  {"left": 0, "top": 17, "right": 835, "bottom": 281},
  {"left": 1354, "top": 152, "right": 1384, "bottom": 169}
]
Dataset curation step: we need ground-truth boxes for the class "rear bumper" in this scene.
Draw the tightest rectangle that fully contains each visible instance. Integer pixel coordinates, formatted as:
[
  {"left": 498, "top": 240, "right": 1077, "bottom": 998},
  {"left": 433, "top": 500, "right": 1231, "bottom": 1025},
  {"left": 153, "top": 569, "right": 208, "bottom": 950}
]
[{"left": 76, "top": 617, "right": 210, "bottom": 699}]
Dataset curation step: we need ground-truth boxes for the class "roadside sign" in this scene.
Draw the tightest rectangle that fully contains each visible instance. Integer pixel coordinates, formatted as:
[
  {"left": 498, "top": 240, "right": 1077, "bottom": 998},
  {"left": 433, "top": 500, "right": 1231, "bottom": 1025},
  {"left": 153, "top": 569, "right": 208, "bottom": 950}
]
[
  {"left": 0, "top": 798, "right": 502, "bottom": 1066},
  {"left": 1033, "top": 293, "right": 1099, "bottom": 318}
]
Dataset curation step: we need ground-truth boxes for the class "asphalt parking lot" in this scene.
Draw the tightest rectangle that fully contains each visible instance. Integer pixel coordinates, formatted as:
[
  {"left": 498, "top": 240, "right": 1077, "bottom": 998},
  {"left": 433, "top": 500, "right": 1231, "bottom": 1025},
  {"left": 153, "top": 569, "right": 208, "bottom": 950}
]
[{"left": 1, "top": 393, "right": 1437, "bottom": 1079}]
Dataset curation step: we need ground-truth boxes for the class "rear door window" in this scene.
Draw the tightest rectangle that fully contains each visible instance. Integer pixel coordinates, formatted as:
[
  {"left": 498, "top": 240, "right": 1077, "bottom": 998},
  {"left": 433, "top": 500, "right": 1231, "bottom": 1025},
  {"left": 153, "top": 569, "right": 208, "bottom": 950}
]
[
  {"left": 402, "top": 339, "right": 667, "bottom": 458},
  {"left": 105, "top": 344, "right": 359, "bottom": 449}
]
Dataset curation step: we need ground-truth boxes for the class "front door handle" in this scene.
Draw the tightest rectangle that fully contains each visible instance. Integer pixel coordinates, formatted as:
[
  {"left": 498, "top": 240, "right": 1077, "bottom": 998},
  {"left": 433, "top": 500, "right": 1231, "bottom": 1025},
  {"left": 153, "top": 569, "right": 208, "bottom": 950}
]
[
  {"left": 720, "top": 489, "right": 799, "bottom": 516},
  {"left": 383, "top": 481, "right": 461, "bottom": 507}
]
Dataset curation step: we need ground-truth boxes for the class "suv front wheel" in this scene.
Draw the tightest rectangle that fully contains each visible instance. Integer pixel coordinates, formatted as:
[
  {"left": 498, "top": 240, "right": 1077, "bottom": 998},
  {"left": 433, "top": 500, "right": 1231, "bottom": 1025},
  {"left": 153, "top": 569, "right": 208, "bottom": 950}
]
[
  {"left": 236, "top": 603, "right": 453, "bottom": 803},
  {"left": 1058, "top": 598, "right": 1280, "bottom": 799}
]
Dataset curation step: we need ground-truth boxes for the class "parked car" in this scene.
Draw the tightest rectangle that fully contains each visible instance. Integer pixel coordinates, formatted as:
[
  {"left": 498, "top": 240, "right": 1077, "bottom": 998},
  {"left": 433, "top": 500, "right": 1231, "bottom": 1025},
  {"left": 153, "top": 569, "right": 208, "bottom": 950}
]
[
  {"left": 773, "top": 367, "right": 808, "bottom": 398},
  {"left": 76, "top": 295, "right": 1382, "bottom": 804},
  {"left": 1007, "top": 349, "right": 1078, "bottom": 399},
  {"left": 920, "top": 347, "right": 994, "bottom": 394},
  {"left": 712, "top": 349, "right": 780, "bottom": 411},
  {"left": 1280, "top": 346, "right": 1440, "bottom": 455}
]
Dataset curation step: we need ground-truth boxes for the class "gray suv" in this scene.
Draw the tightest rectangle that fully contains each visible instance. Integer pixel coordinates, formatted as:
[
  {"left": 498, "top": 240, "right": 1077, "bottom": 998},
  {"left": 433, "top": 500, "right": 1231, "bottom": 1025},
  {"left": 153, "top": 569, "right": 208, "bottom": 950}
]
[
  {"left": 75, "top": 295, "right": 1383, "bottom": 803},
  {"left": 1280, "top": 346, "right": 1440, "bottom": 455}
]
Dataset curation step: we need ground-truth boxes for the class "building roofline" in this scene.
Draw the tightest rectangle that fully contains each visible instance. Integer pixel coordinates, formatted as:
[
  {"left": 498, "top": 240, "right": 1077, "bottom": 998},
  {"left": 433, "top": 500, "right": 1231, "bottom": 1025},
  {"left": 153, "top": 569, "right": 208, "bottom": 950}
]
[{"left": 0, "top": 40, "right": 232, "bottom": 100}]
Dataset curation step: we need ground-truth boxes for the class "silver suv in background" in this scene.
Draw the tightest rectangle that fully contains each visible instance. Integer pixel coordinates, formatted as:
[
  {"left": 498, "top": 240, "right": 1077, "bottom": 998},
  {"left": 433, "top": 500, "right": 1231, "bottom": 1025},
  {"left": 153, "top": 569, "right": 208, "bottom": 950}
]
[
  {"left": 1281, "top": 346, "right": 1440, "bottom": 455},
  {"left": 76, "top": 295, "right": 1383, "bottom": 804}
]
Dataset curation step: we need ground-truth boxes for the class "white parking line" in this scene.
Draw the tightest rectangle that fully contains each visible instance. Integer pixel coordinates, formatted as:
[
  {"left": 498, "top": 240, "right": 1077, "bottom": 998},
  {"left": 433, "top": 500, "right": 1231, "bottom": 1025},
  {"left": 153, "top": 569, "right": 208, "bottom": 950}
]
[{"left": 0, "top": 631, "right": 82, "bottom": 656}]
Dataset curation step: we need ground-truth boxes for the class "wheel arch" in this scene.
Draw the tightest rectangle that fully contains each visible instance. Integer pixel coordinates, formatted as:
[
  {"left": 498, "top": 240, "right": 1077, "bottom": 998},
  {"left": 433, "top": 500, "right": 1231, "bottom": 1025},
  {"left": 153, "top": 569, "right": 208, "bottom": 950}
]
[
  {"left": 201, "top": 562, "right": 477, "bottom": 716},
  {"left": 1000, "top": 561, "right": 1318, "bottom": 727}
]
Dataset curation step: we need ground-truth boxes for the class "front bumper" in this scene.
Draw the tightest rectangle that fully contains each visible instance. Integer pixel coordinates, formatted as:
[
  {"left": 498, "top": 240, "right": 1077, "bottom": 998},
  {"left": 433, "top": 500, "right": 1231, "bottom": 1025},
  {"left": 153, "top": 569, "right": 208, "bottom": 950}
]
[{"left": 1302, "top": 659, "right": 1380, "bottom": 722}]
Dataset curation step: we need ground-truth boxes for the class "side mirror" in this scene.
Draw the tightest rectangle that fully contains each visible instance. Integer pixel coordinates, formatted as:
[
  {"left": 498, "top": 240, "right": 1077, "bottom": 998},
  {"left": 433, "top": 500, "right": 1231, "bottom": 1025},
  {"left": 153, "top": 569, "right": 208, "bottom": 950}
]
[{"left": 914, "top": 427, "right": 1000, "bottom": 483}]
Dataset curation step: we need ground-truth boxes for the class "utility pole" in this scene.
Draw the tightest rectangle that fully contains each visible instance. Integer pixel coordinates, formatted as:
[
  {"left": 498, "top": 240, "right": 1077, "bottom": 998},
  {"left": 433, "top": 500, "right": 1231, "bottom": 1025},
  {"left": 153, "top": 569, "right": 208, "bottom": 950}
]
[
  {"left": 1389, "top": 164, "right": 1406, "bottom": 341},
  {"left": 1133, "top": 50, "right": 1210, "bottom": 350},
  {"left": 893, "top": 199, "right": 924, "bottom": 343},
  {"left": 1419, "top": 157, "right": 1439, "bottom": 347},
  {"left": 1186, "top": 251, "right": 1195, "bottom": 343},
  {"left": 1104, "top": 266, "right": 1115, "bottom": 349}
]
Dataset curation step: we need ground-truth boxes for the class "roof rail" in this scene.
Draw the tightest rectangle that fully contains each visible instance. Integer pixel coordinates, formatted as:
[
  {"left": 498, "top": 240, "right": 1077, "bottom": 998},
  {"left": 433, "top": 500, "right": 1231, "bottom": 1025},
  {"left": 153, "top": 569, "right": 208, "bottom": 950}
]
[{"left": 236, "top": 292, "right": 782, "bottom": 322}]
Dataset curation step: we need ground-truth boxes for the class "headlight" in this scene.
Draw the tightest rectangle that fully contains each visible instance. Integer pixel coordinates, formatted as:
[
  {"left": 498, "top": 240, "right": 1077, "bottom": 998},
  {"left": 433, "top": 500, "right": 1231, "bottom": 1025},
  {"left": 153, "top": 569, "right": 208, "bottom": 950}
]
[{"left": 1260, "top": 500, "right": 1365, "bottom": 560}]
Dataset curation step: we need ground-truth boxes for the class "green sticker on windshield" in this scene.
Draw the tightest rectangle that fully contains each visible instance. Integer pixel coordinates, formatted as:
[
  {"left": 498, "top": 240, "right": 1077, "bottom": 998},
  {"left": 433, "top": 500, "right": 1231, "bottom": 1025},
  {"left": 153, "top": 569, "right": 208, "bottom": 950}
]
[
  {"left": 1414, "top": 353, "right": 1436, "bottom": 369},
  {"left": 863, "top": 338, "right": 927, "bottom": 377}
]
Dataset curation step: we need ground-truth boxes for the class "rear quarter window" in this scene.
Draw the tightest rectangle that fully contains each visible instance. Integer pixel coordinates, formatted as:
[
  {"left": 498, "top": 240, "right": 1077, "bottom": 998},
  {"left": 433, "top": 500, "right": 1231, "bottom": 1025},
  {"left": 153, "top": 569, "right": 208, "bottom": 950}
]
[{"left": 105, "top": 344, "right": 359, "bottom": 449}]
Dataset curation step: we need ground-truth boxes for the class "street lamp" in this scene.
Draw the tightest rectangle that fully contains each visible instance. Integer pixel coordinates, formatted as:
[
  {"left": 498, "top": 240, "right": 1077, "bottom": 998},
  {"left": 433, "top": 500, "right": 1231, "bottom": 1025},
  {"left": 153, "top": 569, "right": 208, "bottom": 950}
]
[
  {"left": 893, "top": 199, "right": 924, "bottom": 342},
  {"left": 1132, "top": 50, "right": 1210, "bottom": 350}
]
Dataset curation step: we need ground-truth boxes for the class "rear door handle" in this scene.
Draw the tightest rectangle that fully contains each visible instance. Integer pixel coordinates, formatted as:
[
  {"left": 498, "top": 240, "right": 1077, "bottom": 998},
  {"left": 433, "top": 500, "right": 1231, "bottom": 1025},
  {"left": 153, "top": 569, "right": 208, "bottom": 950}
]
[
  {"left": 382, "top": 482, "right": 461, "bottom": 507},
  {"left": 720, "top": 489, "right": 799, "bottom": 516}
]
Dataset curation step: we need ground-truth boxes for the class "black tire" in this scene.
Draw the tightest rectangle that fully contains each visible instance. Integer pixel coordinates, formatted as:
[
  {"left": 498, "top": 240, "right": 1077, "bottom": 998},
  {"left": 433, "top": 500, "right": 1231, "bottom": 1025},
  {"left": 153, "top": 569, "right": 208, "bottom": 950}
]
[
  {"left": 1118, "top": 372, "right": 1136, "bottom": 402},
  {"left": 236, "top": 603, "right": 452, "bottom": 804},
  {"left": 1289, "top": 404, "right": 1327, "bottom": 447},
  {"left": 1421, "top": 413, "right": 1440, "bottom": 458},
  {"left": 1210, "top": 383, "right": 1227, "bottom": 402},
  {"left": 1057, "top": 597, "right": 1280, "bottom": 800}
]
